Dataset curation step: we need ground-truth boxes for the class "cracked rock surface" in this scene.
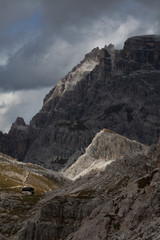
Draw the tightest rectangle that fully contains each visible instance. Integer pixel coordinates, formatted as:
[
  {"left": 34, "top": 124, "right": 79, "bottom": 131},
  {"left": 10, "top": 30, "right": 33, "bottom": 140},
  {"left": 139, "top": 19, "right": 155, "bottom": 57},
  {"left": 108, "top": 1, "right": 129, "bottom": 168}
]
[
  {"left": 14, "top": 132, "right": 160, "bottom": 240},
  {"left": 1, "top": 36, "right": 160, "bottom": 170}
]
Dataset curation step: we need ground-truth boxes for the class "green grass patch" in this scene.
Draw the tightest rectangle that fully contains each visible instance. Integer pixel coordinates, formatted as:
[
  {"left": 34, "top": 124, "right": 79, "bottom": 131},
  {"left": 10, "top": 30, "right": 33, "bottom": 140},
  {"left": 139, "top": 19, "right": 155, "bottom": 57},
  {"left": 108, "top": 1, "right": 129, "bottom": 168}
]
[{"left": 0, "top": 172, "right": 22, "bottom": 191}]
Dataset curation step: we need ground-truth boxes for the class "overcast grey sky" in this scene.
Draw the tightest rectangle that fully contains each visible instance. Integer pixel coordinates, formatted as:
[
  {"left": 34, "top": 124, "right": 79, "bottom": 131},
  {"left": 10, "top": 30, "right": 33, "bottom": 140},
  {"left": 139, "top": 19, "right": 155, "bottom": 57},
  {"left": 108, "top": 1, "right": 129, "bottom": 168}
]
[{"left": 0, "top": 0, "right": 159, "bottom": 132}]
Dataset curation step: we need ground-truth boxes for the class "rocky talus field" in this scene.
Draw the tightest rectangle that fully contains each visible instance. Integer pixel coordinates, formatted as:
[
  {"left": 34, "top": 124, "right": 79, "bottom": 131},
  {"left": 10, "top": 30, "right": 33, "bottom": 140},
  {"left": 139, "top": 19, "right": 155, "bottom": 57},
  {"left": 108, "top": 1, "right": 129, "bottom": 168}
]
[{"left": 7, "top": 130, "right": 160, "bottom": 240}]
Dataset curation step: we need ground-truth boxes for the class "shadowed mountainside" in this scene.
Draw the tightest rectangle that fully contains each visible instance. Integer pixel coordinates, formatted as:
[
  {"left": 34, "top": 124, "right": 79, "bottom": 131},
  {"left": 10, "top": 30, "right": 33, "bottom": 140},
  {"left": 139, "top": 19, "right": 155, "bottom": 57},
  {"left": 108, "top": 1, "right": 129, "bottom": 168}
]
[{"left": 1, "top": 35, "right": 160, "bottom": 171}]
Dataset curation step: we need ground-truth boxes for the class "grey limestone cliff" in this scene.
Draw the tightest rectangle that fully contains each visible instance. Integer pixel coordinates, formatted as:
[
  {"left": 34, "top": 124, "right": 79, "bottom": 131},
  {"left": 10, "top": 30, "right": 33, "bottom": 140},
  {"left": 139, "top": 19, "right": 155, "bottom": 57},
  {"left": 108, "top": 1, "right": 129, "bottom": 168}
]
[{"left": 1, "top": 35, "right": 160, "bottom": 170}]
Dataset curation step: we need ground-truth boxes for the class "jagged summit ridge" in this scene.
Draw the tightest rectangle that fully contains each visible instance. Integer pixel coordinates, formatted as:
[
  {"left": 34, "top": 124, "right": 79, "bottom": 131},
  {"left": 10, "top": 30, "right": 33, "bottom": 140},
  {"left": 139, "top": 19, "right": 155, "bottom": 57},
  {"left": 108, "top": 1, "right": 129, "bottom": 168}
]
[
  {"left": 63, "top": 129, "right": 150, "bottom": 180},
  {"left": 43, "top": 47, "right": 101, "bottom": 106},
  {"left": 10, "top": 117, "right": 28, "bottom": 131},
  {"left": 44, "top": 58, "right": 99, "bottom": 105},
  {"left": 1, "top": 35, "right": 160, "bottom": 170}
]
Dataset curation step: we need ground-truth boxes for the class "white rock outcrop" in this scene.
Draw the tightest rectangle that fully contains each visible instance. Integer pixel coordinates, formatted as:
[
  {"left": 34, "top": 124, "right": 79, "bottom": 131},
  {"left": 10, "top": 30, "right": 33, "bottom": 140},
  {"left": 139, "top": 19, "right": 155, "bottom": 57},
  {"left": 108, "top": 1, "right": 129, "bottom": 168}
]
[{"left": 63, "top": 129, "right": 149, "bottom": 180}]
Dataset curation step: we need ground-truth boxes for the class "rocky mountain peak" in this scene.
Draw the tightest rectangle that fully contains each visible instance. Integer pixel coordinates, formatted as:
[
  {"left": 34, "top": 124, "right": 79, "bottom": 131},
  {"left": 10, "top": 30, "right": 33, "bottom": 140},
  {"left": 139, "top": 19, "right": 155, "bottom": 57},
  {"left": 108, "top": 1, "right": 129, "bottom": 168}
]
[
  {"left": 0, "top": 117, "right": 29, "bottom": 161},
  {"left": 63, "top": 129, "right": 150, "bottom": 180},
  {"left": 123, "top": 35, "right": 160, "bottom": 68},
  {"left": 84, "top": 47, "right": 102, "bottom": 61},
  {"left": 124, "top": 35, "right": 160, "bottom": 50},
  {"left": 1, "top": 35, "right": 160, "bottom": 239},
  {"left": 1, "top": 35, "right": 160, "bottom": 170},
  {"left": 104, "top": 43, "right": 115, "bottom": 53},
  {"left": 14, "top": 117, "right": 26, "bottom": 126},
  {"left": 43, "top": 47, "right": 102, "bottom": 107},
  {"left": 10, "top": 117, "right": 28, "bottom": 131}
]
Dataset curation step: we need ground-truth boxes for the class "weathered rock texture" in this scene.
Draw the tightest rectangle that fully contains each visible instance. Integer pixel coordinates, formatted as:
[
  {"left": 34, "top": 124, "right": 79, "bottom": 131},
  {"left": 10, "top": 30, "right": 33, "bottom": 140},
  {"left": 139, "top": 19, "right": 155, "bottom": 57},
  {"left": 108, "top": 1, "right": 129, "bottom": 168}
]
[
  {"left": 0, "top": 152, "right": 70, "bottom": 238},
  {"left": 1, "top": 35, "right": 160, "bottom": 170},
  {"left": 0, "top": 117, "right": 28, "bottom": 161},
  {"left": 63, "top": 129, "right": 150, "bottom": 180},
  {"left": 12, "top": 132, "right": 160, "bottom": 240}
]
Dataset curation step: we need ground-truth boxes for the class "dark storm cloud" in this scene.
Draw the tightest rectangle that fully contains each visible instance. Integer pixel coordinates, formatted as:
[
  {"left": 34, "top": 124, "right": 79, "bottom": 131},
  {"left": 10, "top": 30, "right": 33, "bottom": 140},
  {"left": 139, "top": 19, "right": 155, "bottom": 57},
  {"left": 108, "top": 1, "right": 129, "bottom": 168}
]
[
  {"left": 41, "top": 0, "right": 123, "bottom": 27},
  {"left": 0, "top": 0, "right": 40, "bottom": 27},
  {"left": 0, "top": 0, "right": 41, "bottom": 46},
  {"left": 0, "top": 0, "right": 160, "bottom": 132},
  {"left": 0, "top": 0, "right": 159, "bottom": 91},
  {"left": 137, "top": 0, "right": 160, "bottom": 6}
]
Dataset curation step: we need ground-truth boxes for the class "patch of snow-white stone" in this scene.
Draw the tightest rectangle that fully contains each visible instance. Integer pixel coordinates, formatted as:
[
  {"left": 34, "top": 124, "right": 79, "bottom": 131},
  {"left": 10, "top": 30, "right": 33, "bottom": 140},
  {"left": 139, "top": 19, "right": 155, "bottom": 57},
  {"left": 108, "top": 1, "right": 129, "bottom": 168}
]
[
  {"left": 71, "top": 159, "right": 116, "bottom": 180},
  {"left": 45, "top": 59, "right": 98, "bottom": 104}
]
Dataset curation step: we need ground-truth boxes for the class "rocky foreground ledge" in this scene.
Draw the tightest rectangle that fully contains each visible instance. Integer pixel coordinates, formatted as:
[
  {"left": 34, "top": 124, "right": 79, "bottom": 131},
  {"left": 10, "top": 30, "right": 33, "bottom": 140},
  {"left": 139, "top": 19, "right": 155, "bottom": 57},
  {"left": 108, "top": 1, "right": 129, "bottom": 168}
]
[{"left": 9, "top": 129, "right": 160, "bottom": 240}]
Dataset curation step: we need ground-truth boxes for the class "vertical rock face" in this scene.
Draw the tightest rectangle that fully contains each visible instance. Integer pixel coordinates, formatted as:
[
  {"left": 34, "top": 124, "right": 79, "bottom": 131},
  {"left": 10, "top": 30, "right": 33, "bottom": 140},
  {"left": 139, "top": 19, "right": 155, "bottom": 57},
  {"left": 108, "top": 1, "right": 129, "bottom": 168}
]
[
  {"left": 0, "top": 117, "right": 28, "bottom": 161},
  {"left": 123, "top": 35, "right": 160, "bottom": 68},
  {"left": 22, "top": 48, "right": 107, "bottom": 169},
  {"left": 1, "top": 35, "right": 160, "bottom": 170}
]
